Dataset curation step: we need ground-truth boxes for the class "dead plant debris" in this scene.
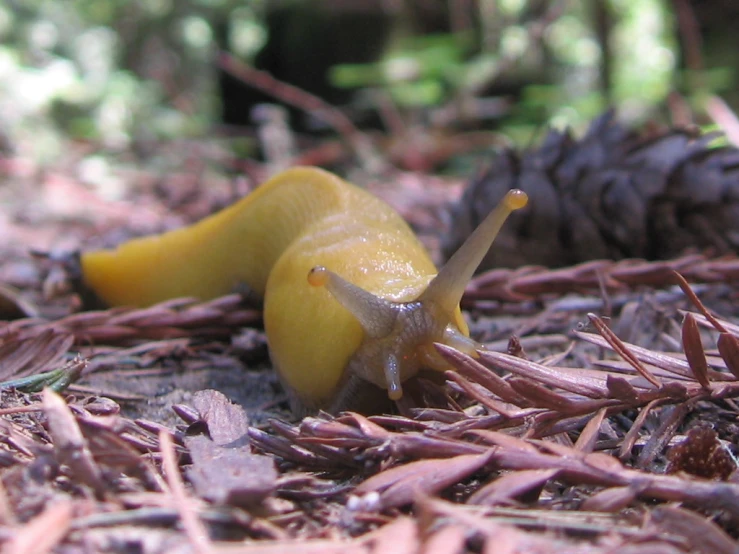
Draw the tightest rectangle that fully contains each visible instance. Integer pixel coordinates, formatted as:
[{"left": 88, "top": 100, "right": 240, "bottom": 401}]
[
  {"left": 0, "top": 264, "right": 735, "bottom": 551},
  {"left": 2, "top": 140, "right": 739, "bottom": 551}
]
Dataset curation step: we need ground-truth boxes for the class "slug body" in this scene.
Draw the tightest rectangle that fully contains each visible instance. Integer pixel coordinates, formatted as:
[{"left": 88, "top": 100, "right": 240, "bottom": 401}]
[{"left": 81, "top": 167, "right": 527, "bottom": 413}]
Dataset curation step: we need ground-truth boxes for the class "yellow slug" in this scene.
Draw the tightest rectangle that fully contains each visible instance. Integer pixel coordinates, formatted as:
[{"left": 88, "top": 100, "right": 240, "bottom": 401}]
[{"left": 80, "top": 167, "right": 527, "bottom": 414}]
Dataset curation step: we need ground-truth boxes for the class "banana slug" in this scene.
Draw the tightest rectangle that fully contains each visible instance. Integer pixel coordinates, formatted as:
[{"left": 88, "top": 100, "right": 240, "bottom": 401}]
[{"left": 80, "top": 167, "right": 527, "bottom": 414}]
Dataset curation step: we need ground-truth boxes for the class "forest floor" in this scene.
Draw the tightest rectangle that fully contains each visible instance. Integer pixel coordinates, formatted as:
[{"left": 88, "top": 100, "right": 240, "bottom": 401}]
[{"left": 0, "top": 135, "right": 738, "bottom": 554}]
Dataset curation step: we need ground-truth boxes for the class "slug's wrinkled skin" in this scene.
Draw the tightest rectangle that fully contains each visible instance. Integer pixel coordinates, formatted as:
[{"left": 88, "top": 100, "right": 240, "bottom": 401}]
[{"left": 81, "top": 167, "right": 527, "bottom": 414}]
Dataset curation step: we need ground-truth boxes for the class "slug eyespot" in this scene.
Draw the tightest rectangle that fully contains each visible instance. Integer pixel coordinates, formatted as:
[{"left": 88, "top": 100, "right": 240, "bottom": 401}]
[
  {"left": 307, "top": 266, "right": 329, "bottom": 287},
  {"left": 504, "top": 189, "right": 528, "bottom": 210}
]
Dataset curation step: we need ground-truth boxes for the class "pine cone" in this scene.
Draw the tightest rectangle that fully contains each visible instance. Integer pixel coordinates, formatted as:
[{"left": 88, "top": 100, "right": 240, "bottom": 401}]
[{"left": 443, "top": 111, "right": 739, "bottom": 270}]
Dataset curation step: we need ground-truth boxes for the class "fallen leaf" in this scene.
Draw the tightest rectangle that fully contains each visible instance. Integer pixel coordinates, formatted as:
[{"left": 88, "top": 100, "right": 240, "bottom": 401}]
[
  {"left": 186, "top": 389, "right": 276, "bottom": 506},
  {"left": 354, "top": 450, "right": 496, "bottom": 510},
  {"left": 469, "top": 469, "right": 558, "bottom": 506}
]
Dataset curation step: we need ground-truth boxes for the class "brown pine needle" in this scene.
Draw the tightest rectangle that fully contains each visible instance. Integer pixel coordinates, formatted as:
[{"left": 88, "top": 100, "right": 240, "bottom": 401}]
[
  {"left": 587, "top": 313, "right": 661, "bottom": 387},
  {"left": 159, "top": 430, "right": 214, "bottom": 554}
]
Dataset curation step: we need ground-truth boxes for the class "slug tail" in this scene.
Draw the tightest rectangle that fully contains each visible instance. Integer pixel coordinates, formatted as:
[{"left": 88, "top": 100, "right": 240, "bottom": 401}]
[{"left": 81, "top": 167, "right": 360, "bottom": 308}]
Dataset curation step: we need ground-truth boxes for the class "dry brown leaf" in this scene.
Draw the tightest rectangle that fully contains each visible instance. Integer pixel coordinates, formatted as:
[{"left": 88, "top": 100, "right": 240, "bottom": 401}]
[
  {"left": 672, "top": 270, "right": 729, "bottom": 333},
  {"left": 468, "top": 469, "right": 557, "bottom": 506},
  {"left": 605, "top": 375, "right": 641, "bottom": 404},
  {"left": 508, "top": 377, "right": 588, "bottom": 413},
  {"left": 190, "top": 389, "right": 250, "bottom": 447},
  {"left": 0, "top": 330, "right": 73, "bottom": 380},
  {"left": 0, "top": 294, "right": 260, "bottom": 345},
  {"left": 635, "top": 404, "right": 687, "bottom": 470},
  {"left": 77, "top": 415, "right": 155, "bottom": 476},
  {"left": 681, "top": 313, "right": 710, "bottom": 388},
  {"left": 354, "top": 450, "right": 496, "bottom": 510},
  {"left": 185, "top": 390, "right": 277, "bottom": 506},
  {"left": 445, "top": 370, "right": 520, "bottom": 416},
  {"left": 477, "top": 350, "right": 608, "bottom": 398},
  {"left": 464, "top": 254, "right": 739, "bottom": 302},
  {"left": 366, "top": 516, "right": 419, "bottom": 554},
  {"left": 465, "top": 430, "right": 540, "bottom": 453},
  {"left": 651, "top": 505, "right": 738, "bottom": 554},
  {"left": 717, "top": 332, "right": 739, "bottom": 379},
  {"left": 435, "top": 344, "right": 530, "bottom": 406},
  {"left": 0, "top": 283, "right": 39, "bottom": 320},
  {"left": 574, "top": 407, "right": 606, "bottom": 452},
  {"left": 588, "top": 313, "right": 660, "bottom": 387},
  {"left": 618, "top": 398, "right": 661, "bottom": 460},
  {"left": 580, "top": 485, "right": 639, "bottom": 512},
  {"left": 577, "top": 331, "right": 696, "bottom": 380},
  {"left": 42, "top": 388, "right": 106, "bottom": 498},
  {"left": 187, "top": 436, "right": 277, "bottom": 506},
  {"left": 421, "top": 524, "right": 467, "bottom": 554},
  {"left": 214, "top": 541, "right": 369, "bottom": 554},
  {"left": 5, "top": 501, "right": 73, "bottom": 554}
]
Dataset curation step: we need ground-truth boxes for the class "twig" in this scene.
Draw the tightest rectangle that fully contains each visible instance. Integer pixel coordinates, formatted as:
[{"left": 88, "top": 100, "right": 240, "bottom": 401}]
[
  {"left": 466, "top": 254, "right": 739, "bottom": 303},
  {"left": 159, "top": 430, "right": 213, "bottom": 554},
  {"left": 0, "top": 477, "right": 15, "bottom": 525},
  {"left": 706, "top": 95, "right": 739, "bottom": 146},
  {"left": 217, "top": 51, "right": 384, "bottom": 172},
  {"left": 0, "top": 294, "right": 261, "bottom": 345},
  {"left": 672, "top": 0, "right": 706, "bottom": 89}
]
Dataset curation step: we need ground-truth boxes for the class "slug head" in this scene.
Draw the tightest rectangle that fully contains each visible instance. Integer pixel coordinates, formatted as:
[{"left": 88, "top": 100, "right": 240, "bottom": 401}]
[{"left": 308, "top": 189, "right": 528, "bottom": 402}]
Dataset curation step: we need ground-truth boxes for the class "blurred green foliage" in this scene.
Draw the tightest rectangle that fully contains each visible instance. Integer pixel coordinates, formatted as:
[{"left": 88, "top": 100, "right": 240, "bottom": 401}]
[
  {"left": 0, "top": 0, "right": 734, "bottom": 165},
  {"left": 0, "top": 0, "right": 263, "bottom": 162},
  {"left": 328, "top": 0, "right": 679, "bottom": 140},
  {"left": 331, "top": 33, "right": 474, "bottom": 107}
]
